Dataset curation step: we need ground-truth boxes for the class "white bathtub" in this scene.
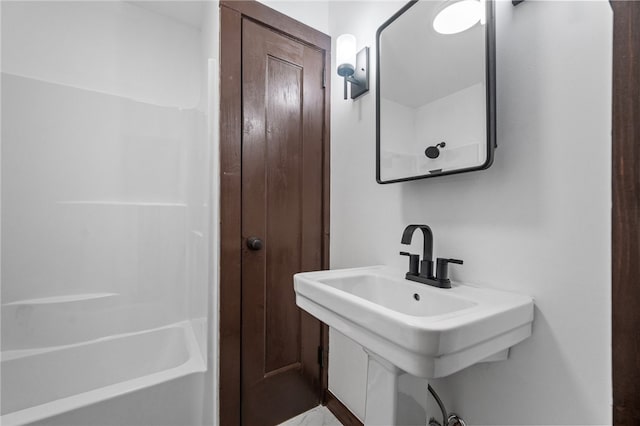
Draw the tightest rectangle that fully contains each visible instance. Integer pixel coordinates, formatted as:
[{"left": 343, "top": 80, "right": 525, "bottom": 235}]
[{"left": 0, "top": 321, "right": 206, "bottom": 426}]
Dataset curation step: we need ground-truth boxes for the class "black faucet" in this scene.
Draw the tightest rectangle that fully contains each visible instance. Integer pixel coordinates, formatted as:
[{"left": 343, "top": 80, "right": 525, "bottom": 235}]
[
  {"left": 400, "top": 224, "right": 434, "bottom": 280},
  {"left": 399, "top": 224, "right": 463, "bottom": 289}
]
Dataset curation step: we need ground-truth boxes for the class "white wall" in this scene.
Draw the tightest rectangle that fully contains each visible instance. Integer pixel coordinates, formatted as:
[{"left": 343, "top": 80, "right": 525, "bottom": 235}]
[
  {"left": 379, "top": 98, "right": 417, "bottom": 178},
  {"left": 380, "top": 84, "right": 486, "bottom": 180},
  {"left": 329, "top": 1, "right": 612, "bottom": 425},
  {"left": 413, "top": 84, "right": 486, "bottom": 172}
]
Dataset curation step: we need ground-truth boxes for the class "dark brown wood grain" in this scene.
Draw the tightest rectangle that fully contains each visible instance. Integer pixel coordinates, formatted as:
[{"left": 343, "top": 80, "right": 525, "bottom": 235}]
[
  {"left": 241, "top": 20, "right": 323, "bottom": 425},
  {"left": 611, "top": 1, "right": 640, "bottom": 425},
  {"left": 321, "top": 324, "right": 330, "bottom": 395},
  {"left": 220, "top": 0, "right": 331, "bottom": 53},
  {"left": 325, "top": 391, "right": 364, "bottom": 426},
  {"left": 263, "top": 43, "right": 303, "bottom": 376},
  {"left": 320, "top": 13, "right": 332, "bottom": 396},
  {"left": 219, "top": 5, "right": 243, "bottom": 426},
  {"left": 299, "top": 41, "right": 327, "bottom": 398},
  {"left": 219, "top": 1, "right": 332, "bottom": 424}
]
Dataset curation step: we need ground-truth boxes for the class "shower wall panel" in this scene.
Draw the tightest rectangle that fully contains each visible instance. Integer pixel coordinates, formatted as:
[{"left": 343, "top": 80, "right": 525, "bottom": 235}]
[{"left": 1, "top": 2, "right": 213, "bottom": 423}]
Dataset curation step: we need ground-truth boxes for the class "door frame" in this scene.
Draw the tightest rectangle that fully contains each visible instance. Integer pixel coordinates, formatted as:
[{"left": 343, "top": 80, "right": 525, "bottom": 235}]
[
  {"left": 611, "top": 2, "right": 640, "bottom": 424},
  {"left": 218, "top": 2, "right": 331, "bottom": 424}
]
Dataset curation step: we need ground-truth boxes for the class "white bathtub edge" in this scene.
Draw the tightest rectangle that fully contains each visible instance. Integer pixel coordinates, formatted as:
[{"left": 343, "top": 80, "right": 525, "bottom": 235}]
[{"left": 1, "top": 321, "right": 206, "bottom": 426}]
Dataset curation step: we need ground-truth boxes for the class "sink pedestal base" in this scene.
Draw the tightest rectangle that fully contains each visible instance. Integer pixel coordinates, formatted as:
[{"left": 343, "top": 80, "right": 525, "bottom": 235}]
[{"left": 364, "top": 351, "right": 414, "bottom": 426}]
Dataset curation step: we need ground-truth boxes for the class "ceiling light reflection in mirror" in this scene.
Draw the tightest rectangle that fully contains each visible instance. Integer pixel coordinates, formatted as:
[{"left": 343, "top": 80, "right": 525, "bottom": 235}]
[{"left": 433, "top": 0, "right": 485, "bottom": 35}]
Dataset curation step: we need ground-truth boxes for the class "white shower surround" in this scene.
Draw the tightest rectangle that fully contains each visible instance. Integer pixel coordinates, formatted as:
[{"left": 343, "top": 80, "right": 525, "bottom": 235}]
[{"left": 1, "top": 1, "right": 218, "bottom": 424}]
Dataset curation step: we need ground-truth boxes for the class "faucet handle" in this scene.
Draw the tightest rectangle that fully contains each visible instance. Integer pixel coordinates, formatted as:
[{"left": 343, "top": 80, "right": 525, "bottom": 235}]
[
  {"left": 399, "top": 251, "right": 420, "bottom": 276},
  {"left": 435, "top": 258, "right": 464, "bottom": 283}
]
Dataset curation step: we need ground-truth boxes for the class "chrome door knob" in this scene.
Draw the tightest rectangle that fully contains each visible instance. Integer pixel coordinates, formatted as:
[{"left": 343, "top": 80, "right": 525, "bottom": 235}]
[{"left": 247, "top": 237, "right": 263, "bottom": 251}]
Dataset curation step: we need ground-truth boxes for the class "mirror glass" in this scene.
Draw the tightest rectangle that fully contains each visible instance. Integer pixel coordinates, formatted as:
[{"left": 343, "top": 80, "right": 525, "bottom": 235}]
[{"left": 376, "top": 0, "right": 495, "bottom": 183}]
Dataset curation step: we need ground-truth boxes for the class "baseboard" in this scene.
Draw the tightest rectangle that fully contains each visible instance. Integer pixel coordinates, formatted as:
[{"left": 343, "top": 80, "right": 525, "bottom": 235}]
[{"left": 324, "top": 390, "right": 363, "bottom": 426}]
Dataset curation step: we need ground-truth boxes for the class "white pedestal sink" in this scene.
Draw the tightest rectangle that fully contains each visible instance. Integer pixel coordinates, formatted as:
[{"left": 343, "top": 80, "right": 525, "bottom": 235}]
[{"left": 294, "top": 266, "right": 534, "bottom": 425}]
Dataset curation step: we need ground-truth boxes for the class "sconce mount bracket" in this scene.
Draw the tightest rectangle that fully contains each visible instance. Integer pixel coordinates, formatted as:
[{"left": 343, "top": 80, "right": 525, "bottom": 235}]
[{"left": 346, "top": 47, "right": 370, "bottom": 99}]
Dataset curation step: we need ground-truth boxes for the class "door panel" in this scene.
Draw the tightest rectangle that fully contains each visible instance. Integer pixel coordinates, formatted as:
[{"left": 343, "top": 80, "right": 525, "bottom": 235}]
[
  {"left": 241, "top": 19, "right": 325, "bottom": 426},
  {"left": 264, "top": 56, "right": 303, "bottom": 374}
]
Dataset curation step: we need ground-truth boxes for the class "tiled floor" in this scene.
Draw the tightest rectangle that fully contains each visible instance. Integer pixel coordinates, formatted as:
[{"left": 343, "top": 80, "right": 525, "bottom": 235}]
[{"left": 277, "top": 406, "right": 343, "bottom": 426}]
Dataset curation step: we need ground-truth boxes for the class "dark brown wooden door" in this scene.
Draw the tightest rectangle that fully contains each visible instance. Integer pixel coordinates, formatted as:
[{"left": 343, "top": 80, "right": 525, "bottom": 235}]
[{"left": 241, "top": 19, "right": 325, "bottom": 426}]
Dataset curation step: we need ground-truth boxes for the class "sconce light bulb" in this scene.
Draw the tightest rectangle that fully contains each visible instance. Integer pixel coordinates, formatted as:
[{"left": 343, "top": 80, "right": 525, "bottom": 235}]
[
  {"left": 336, "top": 34, "right": 357, "bottom": 76},
  {"left": 433, "top": 0, "right": 482, "bottom": 35}
]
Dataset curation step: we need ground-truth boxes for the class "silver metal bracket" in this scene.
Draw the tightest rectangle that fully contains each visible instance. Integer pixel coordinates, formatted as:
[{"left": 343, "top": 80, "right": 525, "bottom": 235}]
[{"left": 346, "top": 47, "right": 369, "bottom": 99}]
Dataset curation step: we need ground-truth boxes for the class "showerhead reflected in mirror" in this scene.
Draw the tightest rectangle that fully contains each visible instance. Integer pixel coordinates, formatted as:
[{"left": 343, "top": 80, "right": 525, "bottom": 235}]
[{"left": 376, "top": 0, "right": 496, "bottom": 184}]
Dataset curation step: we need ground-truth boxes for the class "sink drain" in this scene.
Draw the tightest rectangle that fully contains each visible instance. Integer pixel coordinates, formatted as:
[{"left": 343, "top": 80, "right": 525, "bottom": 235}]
[{"left": 413, "top": 293, "right": 420, "bottom": 301}]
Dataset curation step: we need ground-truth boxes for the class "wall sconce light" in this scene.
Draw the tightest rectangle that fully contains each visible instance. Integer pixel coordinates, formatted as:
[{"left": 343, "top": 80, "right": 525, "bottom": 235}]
[{"left": 336, "top": 34, "right": 369, "bottom": 100}]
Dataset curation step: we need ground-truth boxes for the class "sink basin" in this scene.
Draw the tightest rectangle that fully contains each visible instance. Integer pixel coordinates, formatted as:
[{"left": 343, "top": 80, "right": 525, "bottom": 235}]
[
  {"left": 294, "top": 266, "right": 534, "bottom": 379},
  {"left": 317, "top": 273, "right": 476, "bottom": 317}
]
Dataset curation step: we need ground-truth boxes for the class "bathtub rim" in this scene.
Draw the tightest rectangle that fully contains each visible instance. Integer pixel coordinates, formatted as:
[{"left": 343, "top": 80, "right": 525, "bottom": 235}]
[{"left": 0, "top": 320, "right": 206, "bottom": 426}]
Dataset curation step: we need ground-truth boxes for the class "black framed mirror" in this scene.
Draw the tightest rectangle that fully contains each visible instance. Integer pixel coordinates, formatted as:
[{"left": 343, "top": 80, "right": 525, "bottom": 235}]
[{"left": 376, "top": 0, "right": 496, "bottom": 184}]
